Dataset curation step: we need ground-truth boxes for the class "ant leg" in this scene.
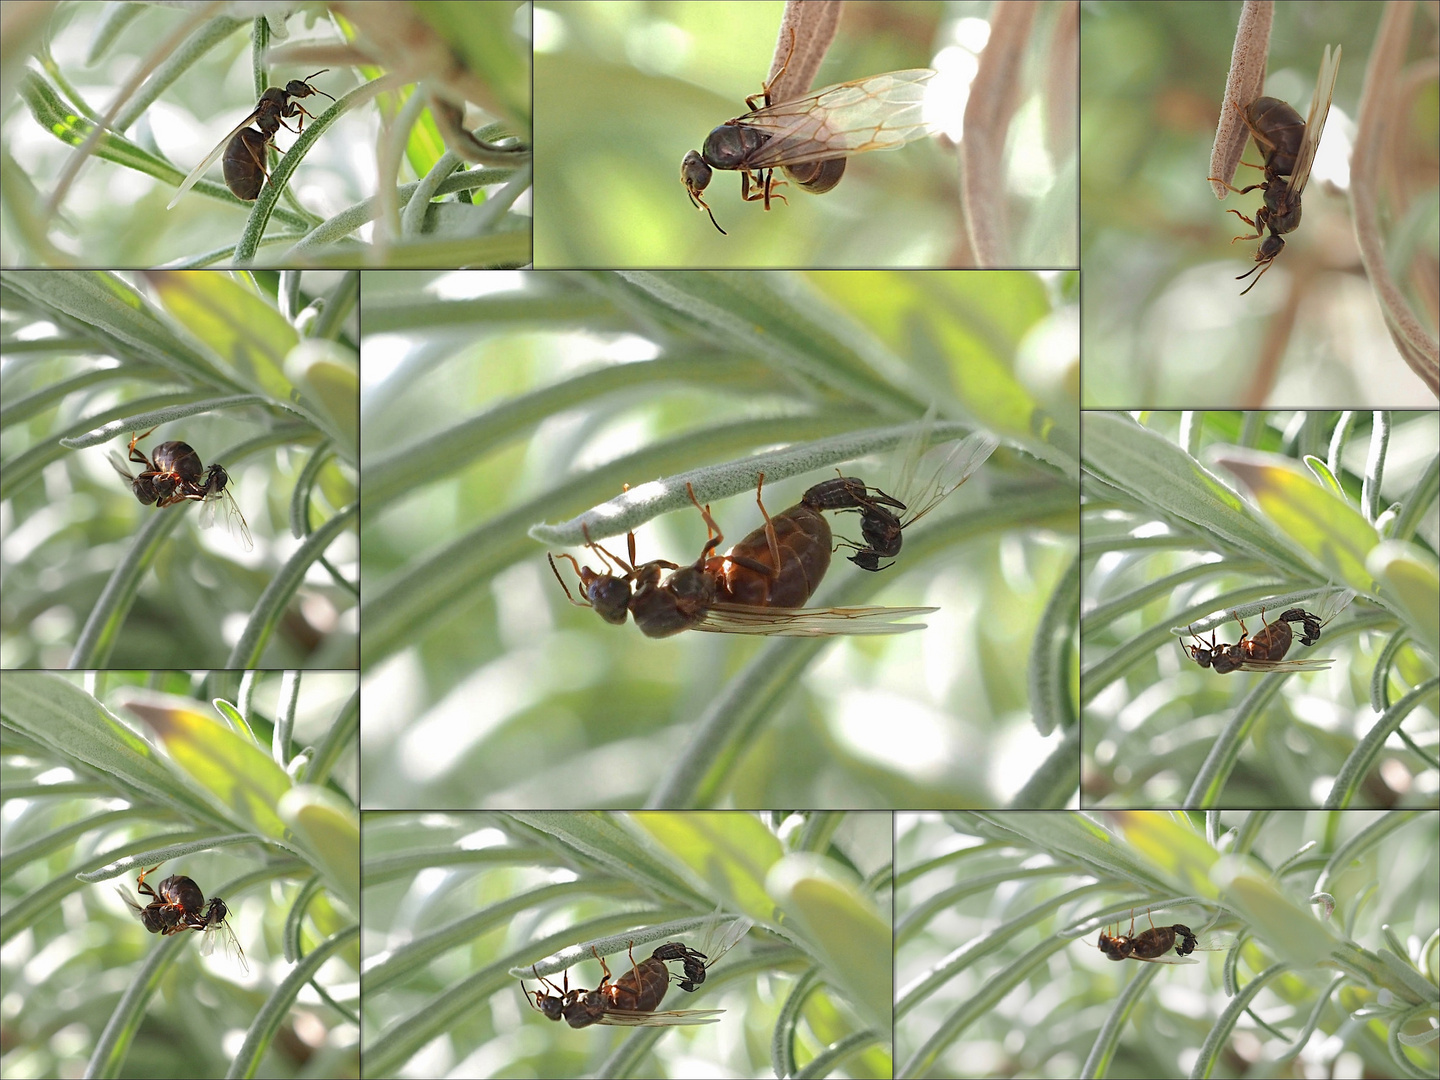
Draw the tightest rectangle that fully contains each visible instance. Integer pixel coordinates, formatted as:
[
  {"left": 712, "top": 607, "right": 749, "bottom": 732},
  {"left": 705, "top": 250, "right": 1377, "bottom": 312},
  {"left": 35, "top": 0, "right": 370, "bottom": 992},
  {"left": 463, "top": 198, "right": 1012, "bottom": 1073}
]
[
  {"left": 246, "top": 138, "right": 272, "bottom": 182},
  {"left": 762, "top": 169, "right": 788, "bottom": 208},
  {"left": 135, "top": 864, "right": 164, "bottom": 901},
  {"left": 1225, "top": 209, "right": 1262, "bottom": 241},
  {"left": 1145, "top": 907, "right": 1156, "bottom": 932},
  {"left": 618, "top": 486, "right": 639, "bottom": 569},
  {"left": 1127, "top": 908, "right": 1135, "bottom": 937},
  {"left": 744, "top": 26, "right": 796, "bottom": 111},
  {"left": 547, "top": 553, "right": 587, "bottom": 607},
  {"left": 1209, "top": 175, "right": 1268, "bottom": 197},
  {"left": 739, "top": 169, "right": 787, "bottom": 206},
  {"left": 684, "top": 482, "right": 727, "bottom": 560},
  {"left": 582, "top": 524, "right": 638, "bottom": 575},
  {"left": 128, "top": 427, "right": 159, "bottom": 466},
  {"left": 754, "top": 472, "right": 783, "bottom": 574},
  {"left": 590, "top": 946, "right": 614, "bottom": 988}
]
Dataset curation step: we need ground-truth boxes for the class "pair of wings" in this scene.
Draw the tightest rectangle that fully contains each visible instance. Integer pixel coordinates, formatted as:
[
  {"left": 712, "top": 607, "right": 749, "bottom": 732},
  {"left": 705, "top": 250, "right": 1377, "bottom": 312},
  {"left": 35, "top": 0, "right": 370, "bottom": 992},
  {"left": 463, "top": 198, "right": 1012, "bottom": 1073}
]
[
  {"left": 1218, "top": 656, "right": 1336, "bottom": 674},
  {"left": 580, "top": 1007, "right": 724, "bottom": 1026},
  {"left": 728, "top": 69, "right": 936, "bottom": 170},
  {"left": 1176, "top": 586, "right": 1356, "bottom": 672},
  {"left": 694, "top": 603, "right": 937, "bottom": 636},
  {"left": 1118, "top": 948, "right": 1226, "bottom": 966},
  {"left": 116, "top": 887, "right": 249, "bottom": 972},
  {"left": 107, "top": 450, "right": 254, "bottom": 551},
  {"left": 873, "top": 429, "right": 1002, "bottom": 532},
  {"left": 525, "top": 914, "right": 754, "bottom": 1024},
  {"left": 1282, "top": 43, "right": 1342, "bottom": 201}
]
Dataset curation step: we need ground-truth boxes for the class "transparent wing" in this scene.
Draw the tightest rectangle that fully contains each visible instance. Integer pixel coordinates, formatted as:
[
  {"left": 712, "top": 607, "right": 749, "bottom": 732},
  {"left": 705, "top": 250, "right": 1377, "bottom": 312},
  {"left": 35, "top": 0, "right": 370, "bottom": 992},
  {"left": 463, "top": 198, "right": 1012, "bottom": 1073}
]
[
  {"left": 886, "top": 406, "right": 936, "bottom": 505},
  {"left": 1289, "top": 43, "right": 1340, "bottom": 198},
  {"left": 219, "top": 922, "right": 250, "bottom": 973},
  {"left": 1316, "top": 587, "right": 1356, "bottom": 624},
  {"left": 1234, "top": 657, "right": 1335, "bottom": 672},
  {"left": 704, "top": 916, "right": 754, "bottom": 965},
  {"left": 199, "top": 489, "right": 253, "bottom": 551},
  {"left": 696, "top": 603, "right": 937, "bottom": 636},
  {"left": 199, "top": 916, "right": 249, "bottom": 973},
  {"left": 736, "top": 69, "right": 936, "bottom": 169},
  {"left": 166, "top": 108, "right": 262, "bottom": 209},
  {"left": 115, "top": 885, "right": 145, "bottom": 920},
  {"left": 221, "top": 490, "right": 254, "bottom": 551},
  {"left": 1128, "top": 954, "right": 1199, "bottom": 965},
  {"left": 108, "top": 451, "right": 137, "bottom": 482},
  {"left": 894, "top": 431, "right": 1001, "bottom": 528},
  {"left": 595, "top": 1008, "right": 725, "bottom": 1027}
]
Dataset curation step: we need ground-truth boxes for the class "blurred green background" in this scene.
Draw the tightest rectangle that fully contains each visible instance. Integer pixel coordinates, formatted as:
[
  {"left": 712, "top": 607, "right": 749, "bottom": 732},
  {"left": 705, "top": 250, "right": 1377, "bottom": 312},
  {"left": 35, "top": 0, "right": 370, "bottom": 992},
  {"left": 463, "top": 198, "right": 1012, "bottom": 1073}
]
[
  {"left": 534, "top": 0, "right": 1076, "bottom": 267},
  {"left": 896, "top": 810, "right": 1440, "bottom": 1079},
  {"left": 360, "top": 810, "right": 894, "bottom": 1079},
  {"left": 0, "top": 671, "right": 359, "bottom": 1079},
  {"left": 1079, "top": 1, "right": 1431, "bottom": 406},
  {"left": 1079, "top": 410, "right": 1438, "bottom": 808}
]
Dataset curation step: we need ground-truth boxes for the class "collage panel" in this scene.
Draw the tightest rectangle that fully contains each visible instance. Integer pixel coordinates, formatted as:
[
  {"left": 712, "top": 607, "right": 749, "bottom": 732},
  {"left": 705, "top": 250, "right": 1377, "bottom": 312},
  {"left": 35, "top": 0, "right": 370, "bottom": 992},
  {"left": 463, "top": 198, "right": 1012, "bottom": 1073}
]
[
  {"left": 1, "top": 4, "right": 530, "bottom": 269},
  {"left": 0, "top": 269, "right": 358, "bottom": 669},
  {"left": 1080, "top": 1, "right": 1436, "bottom": 406},
  {"left": 0, "top": 670, "right": 359, "bottom": 1077},
  {"left": 895, "top": 810, "right": 1440, "bottom": 1079},
  {"left": 535, "top": 0, "right": 1078, "bottom": 269},
  {"left": 359, "top": 809, "right": 893, "bottom": 1079},
  {"left": 1079, "top": 410, "right": 1438, "bottom": 809},
  {"left": 358, "top": 269, "right": 1079, "bottom": 811}
]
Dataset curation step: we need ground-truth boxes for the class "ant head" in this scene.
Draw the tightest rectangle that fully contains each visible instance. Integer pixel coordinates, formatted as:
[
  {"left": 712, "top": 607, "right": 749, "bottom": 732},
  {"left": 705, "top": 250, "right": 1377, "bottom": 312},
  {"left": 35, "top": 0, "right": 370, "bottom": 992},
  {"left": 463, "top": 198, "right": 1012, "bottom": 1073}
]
[
  {"left": 846, "top": 550, "right": 891, "bottom": 572},
  {"left": 681, "top": 152, "right": 725, "bottom": 235},
  {"left": 548, "top": 552, "right": 631, "bottom": 625},
  {"left": 1185, "top": 624, "right": 1218, "bottom": 666},
  {"left": 285, "top": 70, "right": 336, "bottom": 102},
  {"left": 525, "top": 966, "right": 569, "bottom": 1019}
]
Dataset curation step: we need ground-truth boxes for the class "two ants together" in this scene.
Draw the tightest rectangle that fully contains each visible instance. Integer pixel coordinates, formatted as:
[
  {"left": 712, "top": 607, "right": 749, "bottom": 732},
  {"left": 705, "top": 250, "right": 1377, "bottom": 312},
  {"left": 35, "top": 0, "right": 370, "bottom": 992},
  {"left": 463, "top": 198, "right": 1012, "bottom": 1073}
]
[
  {"left": 1185, "top": 604, "right": 1330, "bottom": 674},
  {"left": 523, "top": 940, "right": 719, "bottom": 1028}
]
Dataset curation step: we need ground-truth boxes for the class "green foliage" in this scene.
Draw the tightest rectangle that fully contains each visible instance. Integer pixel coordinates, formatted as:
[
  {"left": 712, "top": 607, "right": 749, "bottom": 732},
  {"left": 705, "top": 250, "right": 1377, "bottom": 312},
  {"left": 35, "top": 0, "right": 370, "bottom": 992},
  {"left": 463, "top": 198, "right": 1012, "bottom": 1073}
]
[
  {"left": 0, "top": 671, "right": 359, "bottom": 1078},
  {"left": 896, "top": 811, "right": 1440, "bottom": 1079},
  {"left": 1081, "top": 411, "right": 1438, "bottom": 807},
  {"left": 0, "top": 269, "right": 359, "bottom": 667},
  {"left": 360, "top": 810, "right": 893, "bottom": 1079}
]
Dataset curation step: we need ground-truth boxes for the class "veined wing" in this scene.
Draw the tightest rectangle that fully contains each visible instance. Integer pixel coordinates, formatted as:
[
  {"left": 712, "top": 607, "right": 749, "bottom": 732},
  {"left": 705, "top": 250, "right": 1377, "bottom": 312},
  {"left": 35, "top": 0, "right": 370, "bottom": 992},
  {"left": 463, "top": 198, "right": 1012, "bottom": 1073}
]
[
  {"left": 594, "top": 1008, "right": 724, "bottom": 1027},
  {"left": 896, "top": 431, "right": 1001, "bottom": 527},
  {"left": 115, "top": 885, "right": 146, "bottom": 920},
  {"left": 108, "top": 451, "right": 137, "bottom": 482},
  {"left": 704, "top": 916, "right": 754, "bottom": 964},
  {"left": 1313, "top": 586, "right": 1356, "bottom": 624},
  {"left": 1289, "top": 44, "right": 1340, "bottom": 198},
  {"left": 167, "top": 108, "right": 263, "bottom": 209},
  {"left": 1128, "top": 954, "right": 1199, "bottom": 965},
  {"left": 198, "top": 917, "right": 250, "bottom": 973},
  {"left": 736, "top": 69, "right": 936, "bottom": 170},
  {"left": 696, "top": 603, "right": 937, "bottom": 636},
  {"left": 198, "top": 487, "right": 254, "bottom": 550},
  {"left": 1234, "top": 657, "right": 1334, "bottom": 672}
]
